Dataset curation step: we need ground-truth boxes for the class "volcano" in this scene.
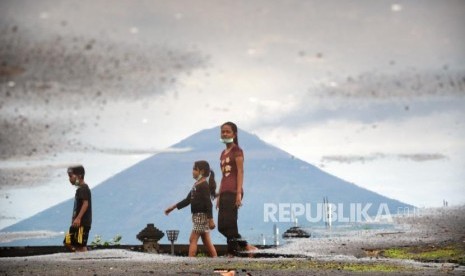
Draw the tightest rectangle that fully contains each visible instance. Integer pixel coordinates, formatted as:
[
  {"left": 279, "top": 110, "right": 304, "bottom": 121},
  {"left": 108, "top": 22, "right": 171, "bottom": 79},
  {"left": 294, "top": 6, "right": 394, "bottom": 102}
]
[{"left": 1, "top": 126, "right": 412, "bottom": 245}]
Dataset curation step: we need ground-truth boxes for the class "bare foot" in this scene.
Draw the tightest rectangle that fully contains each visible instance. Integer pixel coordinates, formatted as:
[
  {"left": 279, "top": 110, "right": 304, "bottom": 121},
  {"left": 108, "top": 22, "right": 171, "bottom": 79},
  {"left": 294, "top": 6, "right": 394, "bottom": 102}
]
[
  {"left": 245, "top": 244, "right": 257, "bottom": 251},
  {"left": 216, "top": 270, "right": 235, "bottom": 276},
  {"left": 74, "top": 246, "right": 88, "bottom": 252},
  {"left": 64, "top": 244, "right": 76, "bottom": 252},
  {"left": 245, "top": 244, "right": 257, "bottom": 258}
]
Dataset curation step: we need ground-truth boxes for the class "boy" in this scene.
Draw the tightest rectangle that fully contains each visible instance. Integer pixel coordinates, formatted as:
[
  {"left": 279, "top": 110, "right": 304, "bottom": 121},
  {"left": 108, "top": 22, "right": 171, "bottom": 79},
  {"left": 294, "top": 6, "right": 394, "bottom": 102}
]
[{"left": 64, "top": 165, "right": 92, "bottom": 252}]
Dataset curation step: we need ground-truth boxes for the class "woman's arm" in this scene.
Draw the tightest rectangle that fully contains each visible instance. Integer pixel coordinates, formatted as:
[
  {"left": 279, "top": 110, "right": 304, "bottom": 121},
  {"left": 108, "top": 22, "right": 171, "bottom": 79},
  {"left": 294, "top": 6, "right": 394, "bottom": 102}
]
[{"left": 235, "top": 155, "right": 244, "bottom": 208}]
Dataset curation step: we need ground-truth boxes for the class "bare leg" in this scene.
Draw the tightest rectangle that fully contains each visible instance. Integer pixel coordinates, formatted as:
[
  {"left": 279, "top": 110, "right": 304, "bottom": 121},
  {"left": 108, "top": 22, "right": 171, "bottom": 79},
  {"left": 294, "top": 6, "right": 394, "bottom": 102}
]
[
  {"left": 200, "top": 232, "right": 217, "bottom": 257},
  {"left": 189, "top": 231, "right": 201, "bottom": 257}
]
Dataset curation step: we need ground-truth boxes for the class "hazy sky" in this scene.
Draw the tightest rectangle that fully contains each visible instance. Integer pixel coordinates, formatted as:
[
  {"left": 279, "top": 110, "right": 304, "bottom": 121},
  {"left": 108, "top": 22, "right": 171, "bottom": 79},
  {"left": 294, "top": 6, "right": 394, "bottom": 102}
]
[{"left": 1, "top": 0, "right": 464, "bottom": 229}]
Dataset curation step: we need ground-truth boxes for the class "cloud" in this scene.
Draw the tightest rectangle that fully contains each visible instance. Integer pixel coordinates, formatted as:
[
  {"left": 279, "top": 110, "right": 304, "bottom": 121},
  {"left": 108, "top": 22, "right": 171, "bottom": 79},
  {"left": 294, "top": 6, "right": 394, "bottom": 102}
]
[
  {"left": 84, "top": 146, "right": 192, "bottom": 155},
  {"left": 0, "top": 20, "right": 208, "bottom": 160},
  {"left": 248, "top": 68, "right": 465, "bottom": 129},
  {"left": 0, "top": 230, "right": 62, "bottom": 243},
  {"left": 0, "top": 22, "right": 208, "bottom": 106},
  {"left": 0, "top": 166, "right": 60, "bottom": 189},
  {"left": 314, "top": 69, "right": 465, "bottom": 99},
  {"left": 0, "top": 115, "right": 74, "bottom": 159},
  {"left": 321, "top": 153, "right": 448, "bottom": 164},
  {"left": 397, "top": 153, "right": 449, "bottom": 162},
  {"left": 0, "top": 146, "right": 192, "bottom": 188}
]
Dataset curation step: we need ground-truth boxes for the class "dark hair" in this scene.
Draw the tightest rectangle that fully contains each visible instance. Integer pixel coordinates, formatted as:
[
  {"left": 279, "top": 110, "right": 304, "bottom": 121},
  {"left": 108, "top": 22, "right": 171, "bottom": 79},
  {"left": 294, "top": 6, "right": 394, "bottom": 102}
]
[
  {"left": 194, "top": 160, "right": 216, "bottom": 200},
  {"left": 221, "top": 121, "right": 239, "bottom": 146},
  {"left": 67, "top": 165, "right": 85, "bottom": 178}
]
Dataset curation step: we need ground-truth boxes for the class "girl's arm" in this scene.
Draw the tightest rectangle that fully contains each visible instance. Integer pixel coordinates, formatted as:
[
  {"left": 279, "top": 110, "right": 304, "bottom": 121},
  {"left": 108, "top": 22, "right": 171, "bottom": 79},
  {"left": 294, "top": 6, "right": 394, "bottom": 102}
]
[
  {"left": 199, "top": 183, "right": 213, "bottom": 219},
  {"left": 165, "top": 191, "right": 191, "bottom": 215},
  {"left": 197, "top": 183, "right": 215, "bottom": 229},
  {"left": 164, "top": 204, "right": 176, "bottom": 215},
  {"left": 208, "top": 218, "right": 216, "bottom": 230}
]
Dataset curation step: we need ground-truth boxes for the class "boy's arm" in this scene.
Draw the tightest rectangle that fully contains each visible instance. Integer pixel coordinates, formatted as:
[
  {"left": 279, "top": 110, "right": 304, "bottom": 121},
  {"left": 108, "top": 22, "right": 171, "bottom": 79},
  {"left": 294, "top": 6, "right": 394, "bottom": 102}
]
[{"left": 72, "top": 200, "right": 88, "bottom": 227}]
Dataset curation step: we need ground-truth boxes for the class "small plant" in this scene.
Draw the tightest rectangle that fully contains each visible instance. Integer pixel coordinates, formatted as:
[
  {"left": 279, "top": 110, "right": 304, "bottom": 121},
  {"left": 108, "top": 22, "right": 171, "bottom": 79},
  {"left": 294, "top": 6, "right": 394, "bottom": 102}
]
[
  {"left": 382, "top": 244, "right": 465, "bottom": 265},
  {"left": 196, "top": 251, "right": 208, "bottom": 257},
  {"left": 362, "top": 224, "right": 372, "bottom": 230},
  {"left": 91, "top": 234, "right": 122, "bottom": 247}
]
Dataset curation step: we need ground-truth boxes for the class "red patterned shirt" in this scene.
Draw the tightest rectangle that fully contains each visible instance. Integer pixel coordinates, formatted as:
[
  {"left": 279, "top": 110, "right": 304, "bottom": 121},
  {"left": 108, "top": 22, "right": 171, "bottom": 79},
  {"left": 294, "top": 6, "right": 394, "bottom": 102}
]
[{"left": 219, "top": 144, "right": 244, "bottom": 194}]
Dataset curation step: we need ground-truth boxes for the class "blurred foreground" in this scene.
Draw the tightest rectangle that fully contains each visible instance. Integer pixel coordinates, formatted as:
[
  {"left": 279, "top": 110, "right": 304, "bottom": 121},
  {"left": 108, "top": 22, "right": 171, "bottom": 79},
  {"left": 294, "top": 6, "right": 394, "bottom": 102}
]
[{"left": 1, "top": 206, "right": 464, "bottom": 275}]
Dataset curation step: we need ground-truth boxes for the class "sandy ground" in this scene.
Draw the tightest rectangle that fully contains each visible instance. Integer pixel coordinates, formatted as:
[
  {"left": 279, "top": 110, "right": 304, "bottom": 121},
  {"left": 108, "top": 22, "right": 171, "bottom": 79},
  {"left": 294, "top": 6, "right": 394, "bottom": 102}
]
[{"left": 1, "top": 206, "right": 464, "bottom": 275}]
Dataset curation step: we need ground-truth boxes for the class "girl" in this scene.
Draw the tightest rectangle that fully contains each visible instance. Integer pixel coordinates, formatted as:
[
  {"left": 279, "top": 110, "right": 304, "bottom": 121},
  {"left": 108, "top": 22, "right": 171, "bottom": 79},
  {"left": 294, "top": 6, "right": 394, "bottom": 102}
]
[
  {"left": 165, "top": 160, "right": 217, "bottom": 257},
  {"left": 217, "top": 121, "right": 257, "bottom": 256}
]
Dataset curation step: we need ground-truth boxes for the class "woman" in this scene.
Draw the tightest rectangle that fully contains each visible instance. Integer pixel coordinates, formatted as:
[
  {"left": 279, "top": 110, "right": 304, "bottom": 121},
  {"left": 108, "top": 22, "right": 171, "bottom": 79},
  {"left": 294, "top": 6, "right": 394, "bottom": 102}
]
[{"left": 217, "top": 121, "right": 257, "bottom": 256}]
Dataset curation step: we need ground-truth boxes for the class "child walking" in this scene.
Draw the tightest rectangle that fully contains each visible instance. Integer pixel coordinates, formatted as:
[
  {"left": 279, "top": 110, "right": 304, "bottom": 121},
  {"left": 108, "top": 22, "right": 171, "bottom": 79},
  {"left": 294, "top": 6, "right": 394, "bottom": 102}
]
[{"left": 165, "top": 160, "right": 218, "bottom": 257}]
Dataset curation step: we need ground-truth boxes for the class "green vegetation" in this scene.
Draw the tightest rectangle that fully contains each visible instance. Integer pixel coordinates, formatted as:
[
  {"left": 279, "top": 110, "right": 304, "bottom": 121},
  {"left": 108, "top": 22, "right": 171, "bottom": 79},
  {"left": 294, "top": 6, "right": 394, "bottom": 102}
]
[
  {"left": 382, "top": 244, "right": 465, "bottom": 265},
  {"left": 341, "top": 263, "right": 407, "bottom": 273},
  {"left": 197, "top": 259, "right": 415, "bottom": 273},
  {"left": 196, "top": 251, "right": 208, "bottom": 257},
  {"left": 90, "top": 234, "right": 122, "bottom": 247}
]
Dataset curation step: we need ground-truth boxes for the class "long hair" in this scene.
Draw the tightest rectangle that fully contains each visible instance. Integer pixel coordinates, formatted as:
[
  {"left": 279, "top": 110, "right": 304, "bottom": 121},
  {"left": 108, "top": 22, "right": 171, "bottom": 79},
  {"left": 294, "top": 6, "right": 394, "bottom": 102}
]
[
  {"left": 221, "top": 121, "right": 239, "bottom": 146},
  {"left": 208, "top": 170, "right": 217, "bottom": 200},
  {"left": 194, "top": 160, "right": 217, "bottom": 200}
]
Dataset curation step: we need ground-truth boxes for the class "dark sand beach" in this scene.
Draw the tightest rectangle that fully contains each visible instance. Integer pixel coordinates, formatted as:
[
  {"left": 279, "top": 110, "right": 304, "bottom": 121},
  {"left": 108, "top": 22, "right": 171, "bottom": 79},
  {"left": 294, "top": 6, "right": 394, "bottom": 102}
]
[{"left": 1, "top": 206, "right": 464, "bottom": 275}]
